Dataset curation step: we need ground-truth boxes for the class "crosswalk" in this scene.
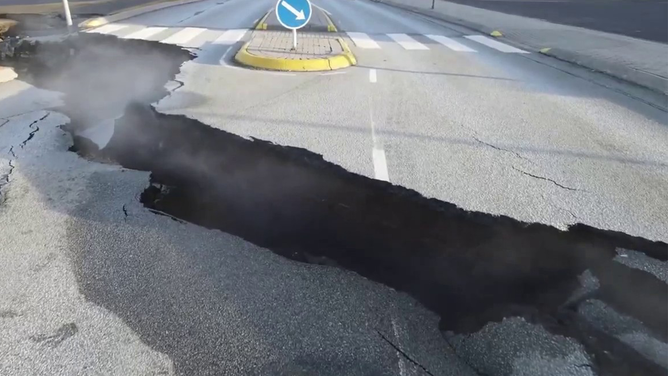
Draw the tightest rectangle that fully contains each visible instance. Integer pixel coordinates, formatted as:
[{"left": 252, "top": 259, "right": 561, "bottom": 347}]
[
  {"left": 347, "top": 32, "right": 529, "bottom": 54},
  {"left": 84, "top": 24, "right": 529, "bottom": 58}
]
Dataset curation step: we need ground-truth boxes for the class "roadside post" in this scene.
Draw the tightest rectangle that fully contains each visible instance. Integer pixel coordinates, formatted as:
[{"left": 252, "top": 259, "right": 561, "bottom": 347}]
[
  {"left": 275, "top": 0, "right": 312, "bottom": 49},
  {"left": 62, "top": 0, "right": 73, "bottom": 28}
]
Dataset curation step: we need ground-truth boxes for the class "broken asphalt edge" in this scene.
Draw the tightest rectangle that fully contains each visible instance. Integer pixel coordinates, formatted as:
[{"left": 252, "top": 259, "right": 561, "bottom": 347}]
[
  {"left": 0, "top": 66, "right": 17, "bottom": 83},
  {"left": 373, "top": 0, "right": 668, "bottom": 96},
  {"left": 234, "top": 37, "right": 357, "bottom": 72},
  {"left": 78, "top": 0, "right": 205, "bottom": 29}
]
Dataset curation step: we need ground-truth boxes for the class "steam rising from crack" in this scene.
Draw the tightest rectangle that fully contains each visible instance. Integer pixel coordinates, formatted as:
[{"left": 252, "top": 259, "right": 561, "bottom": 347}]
[{"left": 5, "top": 33, "right": 667, "bottom": 376}]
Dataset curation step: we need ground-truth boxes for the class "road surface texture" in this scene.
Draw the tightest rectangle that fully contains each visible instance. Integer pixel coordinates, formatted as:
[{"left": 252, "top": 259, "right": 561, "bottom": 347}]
[
  {"left": 1, "top": 0, "right": 667, "bottom": 375},
  {"left": 441, "top": 0, "right": 668, "bottom": 44}
]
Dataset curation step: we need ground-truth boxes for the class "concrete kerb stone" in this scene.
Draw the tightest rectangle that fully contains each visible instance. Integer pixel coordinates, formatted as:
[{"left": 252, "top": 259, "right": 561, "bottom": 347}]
[
  {"left": 234, "top": 36, "right": 356, "bottom": 72},
  {"left": 539, "top": 47, "right": 668, "bottom": 95},
  {"left": 376, "top": 0, "right": 668, "bottom": 95},
  {"left": 79, "top": 0, "right": 204, "bottom": 29}
]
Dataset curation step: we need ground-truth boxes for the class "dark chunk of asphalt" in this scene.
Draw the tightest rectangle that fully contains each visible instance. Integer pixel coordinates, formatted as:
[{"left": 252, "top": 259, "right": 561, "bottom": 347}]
[{"left": 6, "top": 33, "right": 667, "bottom": 375}]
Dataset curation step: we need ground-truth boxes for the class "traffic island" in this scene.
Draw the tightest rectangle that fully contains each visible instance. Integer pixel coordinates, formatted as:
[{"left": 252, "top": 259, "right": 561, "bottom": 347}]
[
  {"left": 235, "top": 31, "right": 356, "bottom": 72},
  {"left": 235, "top": 5, "right": 355, "bottom": 72}
]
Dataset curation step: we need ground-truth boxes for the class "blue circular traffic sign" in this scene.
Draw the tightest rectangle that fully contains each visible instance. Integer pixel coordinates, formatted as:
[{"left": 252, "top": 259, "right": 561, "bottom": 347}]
[{"left": 275, "top": 0, "right": 312, "bottom": 30}]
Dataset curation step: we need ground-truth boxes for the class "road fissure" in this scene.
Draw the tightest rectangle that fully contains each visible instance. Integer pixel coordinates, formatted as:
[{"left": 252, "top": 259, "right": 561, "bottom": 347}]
[{"left": 5, "top": 33, "right": 667, "bottom": 375}]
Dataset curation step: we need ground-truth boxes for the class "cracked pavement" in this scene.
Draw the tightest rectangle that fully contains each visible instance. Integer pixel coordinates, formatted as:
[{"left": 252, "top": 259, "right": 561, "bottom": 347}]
[{"left": 1, "top": 0, "right": 668, "bottom": 375}]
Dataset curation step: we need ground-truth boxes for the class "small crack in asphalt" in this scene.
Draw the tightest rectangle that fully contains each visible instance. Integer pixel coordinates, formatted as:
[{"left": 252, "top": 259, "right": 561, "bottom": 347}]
[
  {"left": 177, "top": 9, "right": 206, "bottom": 24},
  {"left": 512, "top": 166, "right": 580, "bottom": 191},
  {"left": 377, "top": 330, "right": 436, "bottom": 376},
  {"left": 20, "top": 112, "right": 50, "bottom": 149},
  {"left": 8, "top": 146, "right": 16, "bottom": 158},
  {"left": 473, "top": 136, "right": 534, "bottom": 164},
  {"left": 122, "top": 204, "right": 128, "bottom": 220},
  {"left": 0, "top": 119, "right": 9, "bottom": 128}
]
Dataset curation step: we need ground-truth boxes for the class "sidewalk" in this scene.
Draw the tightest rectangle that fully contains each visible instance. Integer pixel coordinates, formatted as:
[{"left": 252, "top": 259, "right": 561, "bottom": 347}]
[{"left": 376, "top": 0, "right": 668, "bottom": 95}]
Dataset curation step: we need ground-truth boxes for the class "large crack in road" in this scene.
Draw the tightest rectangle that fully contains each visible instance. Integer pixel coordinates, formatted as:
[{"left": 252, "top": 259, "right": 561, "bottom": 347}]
[{"left": 3, "top": 33, "right": 667, "bottom": 376}]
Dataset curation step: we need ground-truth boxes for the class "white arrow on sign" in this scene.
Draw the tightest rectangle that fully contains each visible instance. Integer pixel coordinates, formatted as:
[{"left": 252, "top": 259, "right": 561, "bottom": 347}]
[{"left": 281, "top": 0, "right": 305, "bottom": 20}]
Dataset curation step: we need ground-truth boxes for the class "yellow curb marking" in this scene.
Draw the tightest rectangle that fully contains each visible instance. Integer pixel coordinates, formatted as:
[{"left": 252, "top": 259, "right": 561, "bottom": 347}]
[
  {"left": 317, "top": 6, "right": 337, "bottom": 32},
  {"left": 490, "top": 30, "right": 503, "bottom": 37},
  {"left": 235, "top": 37, "right": 356, "bottom": 72},
  {"left": 255, "top": 10, "right": 271, "bottom": 30},
  {"left": 540, "top": 48, "right": 551, "bottom": 54}
]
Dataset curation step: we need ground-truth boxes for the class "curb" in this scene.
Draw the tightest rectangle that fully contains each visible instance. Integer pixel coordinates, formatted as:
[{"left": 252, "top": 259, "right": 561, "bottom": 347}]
[
  {"left": 255, "top": 10, "right": 271, "bottom": 30},
  {"left": 234, "top": 37, "right": 356, "bottom": 72},
  {"left": 375, "top": 0, "right": 668, "bottom": 95},
  {"left": 79, "top": 0, "right": 203, "bottom": 29},
  {"left": 313, "top": 5, "right": 337, "bottom": 32},
  {"left": 539, "top": 47, "right": 668, "bottom": 95},
  {"left": 0, "top": 66, "right": 17, "bottom": 83}
]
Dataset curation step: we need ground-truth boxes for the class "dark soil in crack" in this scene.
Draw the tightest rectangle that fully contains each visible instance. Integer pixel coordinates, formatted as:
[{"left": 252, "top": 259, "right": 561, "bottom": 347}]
[{"left": 6, "top": 33, "right": 667, "bottom": 376}]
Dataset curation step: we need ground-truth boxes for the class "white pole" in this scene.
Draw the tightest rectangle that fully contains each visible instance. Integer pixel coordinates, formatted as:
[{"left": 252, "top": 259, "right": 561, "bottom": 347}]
[
  {"left": 62, "top": 0, "right": 73, "bottom": 28},
  {"left": 292, "top": 28, "right": 297, "bottom": 49}
]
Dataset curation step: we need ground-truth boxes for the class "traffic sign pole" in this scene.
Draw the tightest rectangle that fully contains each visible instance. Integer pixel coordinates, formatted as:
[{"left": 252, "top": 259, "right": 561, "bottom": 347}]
[
  {"left": 62, "top": 0, "right": 73, "bottom": 27},
  {"left": 276, "top": 0, "right": 312, "bottom": 50}
]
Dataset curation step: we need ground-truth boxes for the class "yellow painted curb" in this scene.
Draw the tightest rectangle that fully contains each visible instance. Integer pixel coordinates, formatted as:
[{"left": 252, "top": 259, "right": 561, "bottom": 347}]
[
  {"left": 255, "top": 10, "right": 270, "bottom": 30},
  {"left": 234, "top": 37, "right": 356, "bottom": 72},
  {"left": 322, "top": 12, "right": 337, "bottom": 32},
  {"left": 490, "top": 30, "right": 503, "bottom": 37},
  {"left": 539, "top": 48, "right": 551, "bottom": 54}
]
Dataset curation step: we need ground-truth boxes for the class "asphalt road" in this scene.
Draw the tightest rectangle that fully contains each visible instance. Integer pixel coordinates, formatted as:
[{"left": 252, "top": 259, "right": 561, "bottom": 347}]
[
  {"left": 1, "top": 0, "right": 667, "bottom": 375},
  {"left": 443, "top": 0, "right": 668, "bottom": 43}
]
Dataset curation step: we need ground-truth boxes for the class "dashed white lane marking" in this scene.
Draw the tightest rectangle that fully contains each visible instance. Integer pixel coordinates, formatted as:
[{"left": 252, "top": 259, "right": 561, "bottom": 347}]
[
  {"left": 369, "top": 69, "right": 377, "bottom": 83},
  {"left": 212, "top": 29, "right": 247, "bottom": 45},
  {"left": 425, "top": 34, "right": 476, "bottom": 52},
  {"left": 347, "top": 32, "right": 381, "bottom": 49},
  {"left": 88, "top": 23, "right": 129, "bottom": 34},
  {"left": 387, "top": 33, "right": 429, "bottom": 50},
  {"left": 369, "top": 97, "right": 389, "bottom": 182},
  {"left": 121, "top": 27, "right": 167, "bottom": 40},
  {"left": 465, "top": 35, "right": 529, "bottom": 53},
  {"left": 161, "top": 27, "right": 207, "bottom": 45},
  {"left": 373, "top": 148, "right": 390, "bottom": 181},
  {"left": 391, "top": 318, "right": 408, "bottom": 376}
]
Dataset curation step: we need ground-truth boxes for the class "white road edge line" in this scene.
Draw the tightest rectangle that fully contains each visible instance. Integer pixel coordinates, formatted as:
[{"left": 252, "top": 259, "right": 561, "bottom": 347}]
[
  {"left": 311, "top": 3, "right": 332, "bottom": 15},
  {"left": 369, "top": 69, "right": 377, "bottom": 83}
]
